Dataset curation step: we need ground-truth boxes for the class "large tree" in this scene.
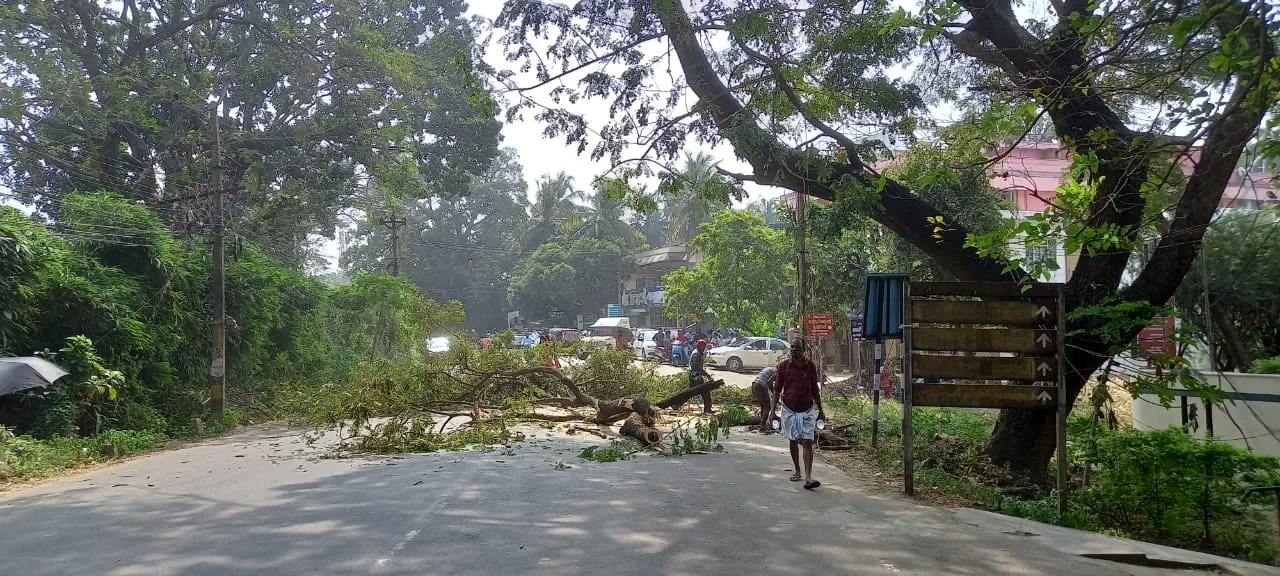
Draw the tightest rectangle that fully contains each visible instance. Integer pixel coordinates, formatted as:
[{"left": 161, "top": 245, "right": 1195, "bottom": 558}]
[
  {"left": 507, "top": 237, "right": 632, "bottom": 323},
  {"left": 342, "top": 148, "right": 529, "bottom": 331},
  {"left": 1, "top": 0, "right": 500, "bottom": 265},
  {"left": 496, "top": 0, "right": 1280, "bottom": 475},
  {"left": 662, "top": 209, "right": 791, "bottom": 332}
]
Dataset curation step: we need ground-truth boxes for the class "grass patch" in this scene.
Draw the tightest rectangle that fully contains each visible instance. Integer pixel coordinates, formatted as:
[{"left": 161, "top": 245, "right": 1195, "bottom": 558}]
[
  {"left": 822, "top": 396, "right": 1280, "bottom": 565},
  {"left": 1, "top": 427, "right": 170, "bottom": 482}
]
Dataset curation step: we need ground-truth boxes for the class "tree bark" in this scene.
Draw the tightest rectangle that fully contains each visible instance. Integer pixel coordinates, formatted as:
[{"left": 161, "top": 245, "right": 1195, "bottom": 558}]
[
  {"left": 1215, "top": 315, "right": 1253, "bottom": 372},
  {"left": 620, "top": 413, "right": 662, "bottom": 445},
  {"left": 655, "top": 379, "right": 724, "bottom": 410}
]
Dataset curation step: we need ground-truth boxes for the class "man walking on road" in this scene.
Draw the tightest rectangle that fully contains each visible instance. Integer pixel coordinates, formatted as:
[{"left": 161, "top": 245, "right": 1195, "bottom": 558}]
[
  {"left": 771, "top": 338, "right": 825, "bottom": 490},
  {"left": 751, "top": 366, "right": 777, "bottom": 433},
  {"left": 688, "top": 339, "right": 713, "bottom": 415}
]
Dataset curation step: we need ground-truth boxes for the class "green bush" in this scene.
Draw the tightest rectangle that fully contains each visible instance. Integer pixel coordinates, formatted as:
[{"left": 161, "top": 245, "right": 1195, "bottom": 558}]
[
  {"left": 1078, "top": 427, "right": 1280, "bottom": 561},
  {"left": 822, "top": 396, "right": 1280, "bottom": 564},
  {"left": 1250, "top": 356, "right": 1280, "bottom": 374},
  {"left": 1, "top": 428, "right": 168, "bottom": 481}
]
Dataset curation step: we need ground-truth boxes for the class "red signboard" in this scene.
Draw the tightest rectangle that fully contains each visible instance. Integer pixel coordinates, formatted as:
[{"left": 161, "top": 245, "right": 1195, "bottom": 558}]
[
  {"left": 1137, "top": 315, "right": 1177, "bottom": 356},
  {"left": 804, "top": 313, "right": 835, "bottom": 337}
]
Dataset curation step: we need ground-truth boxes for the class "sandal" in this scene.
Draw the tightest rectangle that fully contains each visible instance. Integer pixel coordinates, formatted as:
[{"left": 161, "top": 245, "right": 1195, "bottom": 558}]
[
  {"left": 789, "top": 473, "right": 803, "bottom": 482},
  {"left": 804, "top": 480, "right": 821, "bottom": 490}
]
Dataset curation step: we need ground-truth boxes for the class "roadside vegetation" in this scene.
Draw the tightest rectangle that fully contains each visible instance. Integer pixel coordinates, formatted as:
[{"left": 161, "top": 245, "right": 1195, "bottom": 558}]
[{"left": 822, "top": 397, "right": 1280, "bottom": 565}]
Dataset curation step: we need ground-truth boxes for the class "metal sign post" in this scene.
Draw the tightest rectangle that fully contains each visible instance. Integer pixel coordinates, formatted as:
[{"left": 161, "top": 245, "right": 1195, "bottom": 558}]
[{"left": 901, "top": 281, "right": 1068, "bottom": 515}]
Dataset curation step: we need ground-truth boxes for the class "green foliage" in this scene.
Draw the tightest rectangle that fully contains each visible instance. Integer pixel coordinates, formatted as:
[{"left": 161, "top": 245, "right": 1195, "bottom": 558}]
[
  {"left": 1, "top": 427, "right": 168, "bottom": 481},
  {"left": 329, "top": 272, "right": 465, "bottom": 360},
  {"left": 659, "top": 419, "right": 728, "bottom": 457},
  {"left": 507, "top": 237, "right": 632, "bottom": 324},
  {"left": 825, "top": 396, "right": 1280, "bottom": 564},
  {"left": 1173, "top": 208, "right": 1280, "bottom": 371},
  {"left": 0, "top": 192, "right": 397, "bottom": 443},
  {"left": 1077, "top": 428, "right": 1279, "bottom": 562},
  {"left": 719, "top": 404, "right": 751, "bottom": 427},
  {"left": 579, "top": 444, "right": 631, "bottom": 462},
  {"left": 568, "top": 349, "right": 683, "bottom": 401},
  {"left": 2, "top": 0, "right": 501, "bottom": 257},
  {"left": 663, "top": 210, "right": 792, "bottom": 330},
  {"left": 1251, "top": 356, "right": 1280, "bottom": 375}
]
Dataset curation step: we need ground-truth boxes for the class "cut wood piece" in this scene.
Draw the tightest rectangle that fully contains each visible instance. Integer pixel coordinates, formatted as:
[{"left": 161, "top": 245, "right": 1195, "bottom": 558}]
[
  {"left": 620, "top": 413, "right": 662, "bottom": 445},
  {"left": 656, "top": 379, "right": 725, "bottom": 409}
]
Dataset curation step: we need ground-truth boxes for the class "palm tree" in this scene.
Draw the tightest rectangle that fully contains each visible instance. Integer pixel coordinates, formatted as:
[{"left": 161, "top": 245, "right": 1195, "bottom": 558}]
[
  {"left": 664, "top": 151, "right": 729, "bottom": 244},
  {"left": 749, "top": 197, "right": 785, "bottom": 229},
  {"left": 520, "top": 172, "right": 581, "bottom": 251},
  {"left": 570, "top": 178, "right": 641, "bottom": 244}
]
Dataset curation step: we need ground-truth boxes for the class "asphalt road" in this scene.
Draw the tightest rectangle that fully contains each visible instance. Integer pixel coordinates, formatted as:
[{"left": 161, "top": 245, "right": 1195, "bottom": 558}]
[{"left": 0, "top": 425, "right": 1172, "bottom": 576}]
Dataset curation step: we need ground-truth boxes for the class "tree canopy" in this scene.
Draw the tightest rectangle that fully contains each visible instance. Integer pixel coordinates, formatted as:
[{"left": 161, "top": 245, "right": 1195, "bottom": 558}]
[
  {"left": 662, "top": 209, "right": 791, "bottom": 333},
  {"left": 495, "top": 0, "right": 1280, "bottom": 474},
  {"left": 1, "top": 0, "right": 501, "bottom": 267}
]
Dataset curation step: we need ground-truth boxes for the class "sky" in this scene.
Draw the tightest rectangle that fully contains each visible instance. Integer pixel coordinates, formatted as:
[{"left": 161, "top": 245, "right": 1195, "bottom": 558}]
[{"left": 319, "top": 0, "right": 798, "bottom": 270}]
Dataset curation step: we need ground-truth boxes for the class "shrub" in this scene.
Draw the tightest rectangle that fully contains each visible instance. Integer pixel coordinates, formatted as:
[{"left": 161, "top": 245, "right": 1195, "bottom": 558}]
[{"left": 1250, "top": 356, "right": 1280, "bottom": 375}]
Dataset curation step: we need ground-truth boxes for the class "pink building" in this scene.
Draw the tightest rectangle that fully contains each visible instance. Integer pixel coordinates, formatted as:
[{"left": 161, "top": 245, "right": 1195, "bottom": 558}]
[{"left": 991, "top": 142, "right": 1278, "bottom": 213}]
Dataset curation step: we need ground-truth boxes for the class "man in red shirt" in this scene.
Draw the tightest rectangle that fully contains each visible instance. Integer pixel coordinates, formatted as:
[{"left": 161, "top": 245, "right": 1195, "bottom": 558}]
[{"left": 771, "top": 338, "right": 825, "bottom": 489}]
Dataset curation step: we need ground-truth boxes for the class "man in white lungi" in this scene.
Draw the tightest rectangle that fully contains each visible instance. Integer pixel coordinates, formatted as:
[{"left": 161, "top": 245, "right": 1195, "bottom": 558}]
[{"left": 770, "top": 338, "right": 825, "bottom": 490}]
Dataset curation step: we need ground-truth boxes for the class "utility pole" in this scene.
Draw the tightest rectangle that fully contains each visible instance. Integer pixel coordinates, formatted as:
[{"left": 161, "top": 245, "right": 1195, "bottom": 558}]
[
  {"left": 209, "top": 88, "right": 226, "bottom": 420},
  {"left": 382, "top": 213, "right": 406, "bottom": 276},
  {"left": 795, "top": 188, "right": 809, "bottom": 322}
]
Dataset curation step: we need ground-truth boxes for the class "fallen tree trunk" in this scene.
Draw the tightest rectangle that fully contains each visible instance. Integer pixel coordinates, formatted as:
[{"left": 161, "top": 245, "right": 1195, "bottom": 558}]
[
  {"left": 620, "top": 413, "right": 662, "bottom": 445},
  {"left": 655, "top": 379, "right": 724, "bottom": 410}
]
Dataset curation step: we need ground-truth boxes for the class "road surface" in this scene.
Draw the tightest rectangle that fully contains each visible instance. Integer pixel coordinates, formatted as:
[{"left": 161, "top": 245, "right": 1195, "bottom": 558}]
[{"left": 0, "top": 425, "right": 1183, "bottom": 576}]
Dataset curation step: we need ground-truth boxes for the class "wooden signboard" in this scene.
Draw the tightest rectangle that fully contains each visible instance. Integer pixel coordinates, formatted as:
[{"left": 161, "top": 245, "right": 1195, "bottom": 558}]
[{"left": 901, "top": 281, "right": 1067, "bottom": 518}]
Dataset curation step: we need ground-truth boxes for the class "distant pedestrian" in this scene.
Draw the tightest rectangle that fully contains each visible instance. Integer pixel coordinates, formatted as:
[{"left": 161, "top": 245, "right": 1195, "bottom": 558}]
[
  {"left": 751, "top": 366, "right": 777, "bottom": 433},
  {"left": 688, "top": 339, "right": 713, "bottom": 415},
  {"left": 771, "top": 338, "right": 825, "bottom": 490}
]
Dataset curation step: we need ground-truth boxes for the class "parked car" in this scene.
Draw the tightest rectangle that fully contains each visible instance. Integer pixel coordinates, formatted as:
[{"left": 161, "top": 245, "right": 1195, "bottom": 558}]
[
  {"left": 631, "top": 328, "right": 660, "bottom": 359},
  {"left": 706, "top": 337, "right": 789, "bottom": 372}
]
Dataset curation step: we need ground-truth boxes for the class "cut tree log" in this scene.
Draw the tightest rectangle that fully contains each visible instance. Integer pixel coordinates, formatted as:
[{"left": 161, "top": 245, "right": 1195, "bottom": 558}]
[
  {"left": 620, "top": 413, "right": 662, "bottom": 445},
  {"left": 655, "top": 379, "right": 725, "bottom": 410}
]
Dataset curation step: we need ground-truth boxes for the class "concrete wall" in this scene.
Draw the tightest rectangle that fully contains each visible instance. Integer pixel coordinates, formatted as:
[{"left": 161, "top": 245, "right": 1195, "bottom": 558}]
[{"left": 1133, "top": 372, "right": 1280, "bottom": 457}]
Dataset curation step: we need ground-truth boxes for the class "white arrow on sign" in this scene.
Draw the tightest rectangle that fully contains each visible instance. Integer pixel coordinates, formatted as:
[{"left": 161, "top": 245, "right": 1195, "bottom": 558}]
[
  {"left": 1036, "top": 332, "right": 1053, "bottom": 348},
  {"left": 1034, "top": 305, "right": 1051, "bottom": 319},
  {"left": 1036, "top": 390, "right": 1053, "bottom": 404},
  {"left": 1037, "top": 361, "right": 1053, "bottom": 376}
]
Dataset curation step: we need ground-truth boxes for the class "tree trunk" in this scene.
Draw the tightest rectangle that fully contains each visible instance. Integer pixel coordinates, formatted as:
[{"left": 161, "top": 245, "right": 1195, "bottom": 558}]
[
  {"left": 620, "top": 413, "right": 662, "bottom": 445},
  {"left": 1215, "top": 315, "right": 1253, "bottom": 372},
  {"left": 984, "top": 335, "right": 1107, "bottom": 475},
  {"left": 655, "top": 379, "right": 724, "bottom": 410}
]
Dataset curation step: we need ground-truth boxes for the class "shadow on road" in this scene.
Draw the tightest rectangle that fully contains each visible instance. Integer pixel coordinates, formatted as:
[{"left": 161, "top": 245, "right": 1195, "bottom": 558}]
[{"left": 0, "top": 428, "right": 1147, "bottom": 576}]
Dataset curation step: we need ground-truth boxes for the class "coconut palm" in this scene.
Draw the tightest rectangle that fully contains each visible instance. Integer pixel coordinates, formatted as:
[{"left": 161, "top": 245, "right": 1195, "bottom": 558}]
[
  {"left": 664, "top": 151, "right": 730, "bottom": 244},
  {"left": 520, "top": 172, "right": 581, "bottom": 251},
  {"left": 570, "top": 178, "right": 642, "bottom": 245},
  {"left": 749, "top": 197, "right": 785, "bottom": 229}
]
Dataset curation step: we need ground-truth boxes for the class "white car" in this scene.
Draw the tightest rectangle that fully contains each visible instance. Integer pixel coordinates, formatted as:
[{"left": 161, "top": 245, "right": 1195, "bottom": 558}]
[
  {"left": 631, "top": 329, "right": 660, "bottom": 359},
  {"left": 706, "top": 337, "right": 790, "bottom": 372}
]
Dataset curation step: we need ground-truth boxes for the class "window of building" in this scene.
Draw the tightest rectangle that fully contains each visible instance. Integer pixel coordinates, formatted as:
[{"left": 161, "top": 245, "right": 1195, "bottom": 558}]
[
  {"left": 1026, "top": 240, "right": 1058, "bottom": 266},
  {"left": 652, "top": 279, "right": 663, "bottom": 292}
]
